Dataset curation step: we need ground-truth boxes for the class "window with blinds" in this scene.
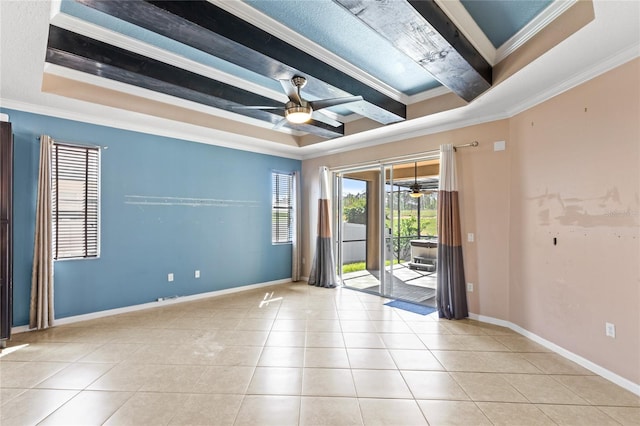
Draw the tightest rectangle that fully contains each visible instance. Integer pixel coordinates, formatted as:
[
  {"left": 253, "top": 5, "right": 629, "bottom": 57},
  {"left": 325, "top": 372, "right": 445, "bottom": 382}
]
[
  {"left": 52, "top": 143, "right": 100, "bottom": 260},
  {"left": 272, "top": 172, "right": 293, "bottom": 244}
]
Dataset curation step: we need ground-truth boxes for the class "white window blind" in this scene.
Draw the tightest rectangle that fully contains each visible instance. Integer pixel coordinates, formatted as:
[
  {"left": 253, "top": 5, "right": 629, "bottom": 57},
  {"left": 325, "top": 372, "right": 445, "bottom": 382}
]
[
  {"left": 52, "top": 143, "right": 100, "bottom": 260},
  {"left": 272, "top": 172, "right": 293, "bottom": 244}
]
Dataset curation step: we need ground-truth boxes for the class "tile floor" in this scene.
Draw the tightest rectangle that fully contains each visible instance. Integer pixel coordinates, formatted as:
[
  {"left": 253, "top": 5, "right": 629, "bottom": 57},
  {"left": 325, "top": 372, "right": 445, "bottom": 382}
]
[{"left": 0, "top": 283, "right": 638, "bottom": 425}]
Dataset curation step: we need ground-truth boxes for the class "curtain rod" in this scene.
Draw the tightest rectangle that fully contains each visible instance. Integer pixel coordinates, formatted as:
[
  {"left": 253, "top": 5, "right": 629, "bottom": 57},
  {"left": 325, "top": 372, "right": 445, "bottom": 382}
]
[
  {"left": 37, "top": 136, "right": 108, "bottom": 150},
  {"left": 453, "top": 140, "right": 479, "bottom": 151},
  {"left": 330, "top": 141, "right": 479, "bottom": 173}
]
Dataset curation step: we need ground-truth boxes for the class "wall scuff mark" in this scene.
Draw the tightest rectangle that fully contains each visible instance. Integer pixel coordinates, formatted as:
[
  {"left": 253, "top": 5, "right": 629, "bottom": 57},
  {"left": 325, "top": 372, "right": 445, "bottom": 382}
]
[
  {"left": 124, "top": 195, "right": 260, "bottom": 208},
  {"left": 528, "top": 188, "right": 638, "bottom": 228}
]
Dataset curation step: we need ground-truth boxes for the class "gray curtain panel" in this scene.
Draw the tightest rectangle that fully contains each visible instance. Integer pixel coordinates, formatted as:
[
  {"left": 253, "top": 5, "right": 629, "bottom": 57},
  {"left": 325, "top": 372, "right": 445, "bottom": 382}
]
[
  {"left": 30, "top": 135, "right": 54, "bottom": 329},
  {"left": 308, "top": 167, "right": 337, "bottom": 288},
  {"left": 436, "top": 144, "right": 469, "bottom": 320}
]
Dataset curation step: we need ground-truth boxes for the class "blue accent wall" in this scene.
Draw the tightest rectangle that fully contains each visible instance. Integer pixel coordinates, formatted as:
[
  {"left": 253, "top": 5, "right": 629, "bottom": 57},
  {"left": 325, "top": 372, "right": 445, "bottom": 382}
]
[{"left": 3, "top": 108, "right": 300, "bottom": 326}]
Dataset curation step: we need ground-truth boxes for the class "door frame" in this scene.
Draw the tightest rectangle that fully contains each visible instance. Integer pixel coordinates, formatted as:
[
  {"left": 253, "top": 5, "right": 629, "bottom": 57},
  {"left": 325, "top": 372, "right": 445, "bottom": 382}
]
[{"left": 332, "top": 153, "right": 440, "bottom": 299}]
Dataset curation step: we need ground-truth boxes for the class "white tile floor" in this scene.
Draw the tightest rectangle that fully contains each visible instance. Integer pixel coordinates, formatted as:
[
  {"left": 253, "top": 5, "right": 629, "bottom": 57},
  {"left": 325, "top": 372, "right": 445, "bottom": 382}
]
[{"left": 0, "top": 282, "right": 638, "bottom": 425}]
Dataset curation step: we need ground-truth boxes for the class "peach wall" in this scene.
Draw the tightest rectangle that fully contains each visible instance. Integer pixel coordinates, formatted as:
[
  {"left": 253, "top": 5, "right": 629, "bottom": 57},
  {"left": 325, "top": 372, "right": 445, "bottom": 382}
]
[
  {"left": 302, "top": 120, "right": 512, "bottom": 320},
  {"left": 508, "top": 59, "right": 640, "bottom": 383},
  {"left": 302, "top": 58, "right": 639, "bottom": 385}
]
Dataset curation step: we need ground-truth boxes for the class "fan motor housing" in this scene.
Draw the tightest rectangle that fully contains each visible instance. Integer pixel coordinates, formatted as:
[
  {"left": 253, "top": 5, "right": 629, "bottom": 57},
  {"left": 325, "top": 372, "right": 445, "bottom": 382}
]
[{"left": 285, "top": 102, "right": 313, "bottom": 123}]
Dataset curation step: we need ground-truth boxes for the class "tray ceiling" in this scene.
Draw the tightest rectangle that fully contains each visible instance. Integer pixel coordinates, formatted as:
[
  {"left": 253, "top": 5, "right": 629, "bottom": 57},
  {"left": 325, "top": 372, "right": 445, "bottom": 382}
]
[{"left": 1, "top": 0, "right": 638, "bottom": 158}]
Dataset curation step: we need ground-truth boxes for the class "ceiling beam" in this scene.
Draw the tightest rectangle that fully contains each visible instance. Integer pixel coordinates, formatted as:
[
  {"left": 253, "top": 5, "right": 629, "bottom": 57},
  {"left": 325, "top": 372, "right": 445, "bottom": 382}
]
[
  {"left": 46, "top": 25, "right": 343, "bottom": 139},
  {"left": 75, "top": 0, "right": 406, "bottom": 125},
  {"left": 334, "top": 0, "right": 492, "bottom": 102}
]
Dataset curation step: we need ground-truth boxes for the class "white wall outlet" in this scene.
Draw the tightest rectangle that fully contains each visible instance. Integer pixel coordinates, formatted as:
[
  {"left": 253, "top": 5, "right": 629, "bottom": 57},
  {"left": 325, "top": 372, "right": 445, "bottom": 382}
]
[
  {"left": 168, "top": 273, "right": 174, "bottom": 282},
  {"left": 195, "top": 270, "right": 200, "bottom": 278},
  {"left": 605, "top": 322, "right": 616, "bottom": 338},
  {"left": 467, "top": 233, "right": 474, "bottom": 242},
  {"left": 467, "top": 283, "right": 474, "bottom": 292},
  {"left": 494, "top": 140, "right": 506, "bottom": 151}
]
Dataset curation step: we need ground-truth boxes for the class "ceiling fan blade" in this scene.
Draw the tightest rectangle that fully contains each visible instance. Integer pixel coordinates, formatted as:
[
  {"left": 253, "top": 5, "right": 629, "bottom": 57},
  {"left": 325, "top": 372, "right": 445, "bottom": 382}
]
[
  {"left": 311, "top": 111, "right": 342, "bottom": 128},
  {"left": 232, "top": 105, "right": 283, "bottom": 110},
  {"left": 310, "top": 95, "right": 363, "bottom": 111},
  {"left": 273, "top": 117, "right": 288, "bottom": 130},
  {"left": 279, "top": 79, "right": 302, "bottom": 105}
]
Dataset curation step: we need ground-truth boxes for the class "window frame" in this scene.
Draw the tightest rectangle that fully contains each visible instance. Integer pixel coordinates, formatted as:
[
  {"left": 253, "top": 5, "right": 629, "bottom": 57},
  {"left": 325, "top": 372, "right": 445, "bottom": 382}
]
[
  {"left": 271, "top": 171, "right": 294, "bottom": 245},
  {"left": 51, "top": 142, "right": 101, "bottom": 261}
]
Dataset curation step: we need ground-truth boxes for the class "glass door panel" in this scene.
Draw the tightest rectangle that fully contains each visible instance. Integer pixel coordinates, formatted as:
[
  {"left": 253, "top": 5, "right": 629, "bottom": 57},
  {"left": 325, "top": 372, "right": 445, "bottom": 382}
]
[
  {"left": 336, "top": 167, "right": 382, "bottom": 294},
  {"left": 384, "top": 161, "right": 439, "bottom": 307}
]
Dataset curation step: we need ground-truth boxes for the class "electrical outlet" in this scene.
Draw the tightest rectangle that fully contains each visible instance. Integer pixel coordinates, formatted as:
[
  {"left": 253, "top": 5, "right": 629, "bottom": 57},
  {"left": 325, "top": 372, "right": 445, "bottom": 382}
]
[
  {"left": 195, "top": 270, "right": 200, "bottom": 278},
  {"left": 605, "top": 322, "right": 616, "bottom": 338},
  {"left": 467, "top": 233, "right": 474, "bottom": 242},
  {"left": 168, "top": 273, "right": 174, "bottom": 282},
  {"left": 467, "top": 283, "right": 474, "bottom": 292}
]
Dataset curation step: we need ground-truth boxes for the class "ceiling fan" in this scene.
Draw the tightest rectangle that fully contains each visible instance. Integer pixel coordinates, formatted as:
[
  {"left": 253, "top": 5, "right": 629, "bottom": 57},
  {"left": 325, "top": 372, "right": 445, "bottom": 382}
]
[
  {"left": 408, "top": 162, "right": 437, "bottom": 198},
  {"left": 234, "top": 76, "right": 363, "bottom": 127}
]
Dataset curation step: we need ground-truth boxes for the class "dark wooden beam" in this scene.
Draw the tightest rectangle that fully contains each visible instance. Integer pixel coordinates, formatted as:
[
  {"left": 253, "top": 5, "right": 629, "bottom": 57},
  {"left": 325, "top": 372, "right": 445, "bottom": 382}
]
[
  {"left": 75, "top": 0, "right": 406, "bottom": 124},
  {"left": 46, "top": 26, "right": 343, "bottom": 139},
  {"left": 334, "top": 0, "right": 492, "bottom": 102}
]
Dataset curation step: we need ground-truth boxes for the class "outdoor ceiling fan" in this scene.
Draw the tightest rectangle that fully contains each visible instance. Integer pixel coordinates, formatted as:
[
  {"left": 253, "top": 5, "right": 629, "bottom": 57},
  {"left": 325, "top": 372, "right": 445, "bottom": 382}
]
[
  {"left": 408, "top": 162, "right": 436, "bottom": 198},
  {"left": 234, "top": 76, "right": 363, "bottom": 127}
]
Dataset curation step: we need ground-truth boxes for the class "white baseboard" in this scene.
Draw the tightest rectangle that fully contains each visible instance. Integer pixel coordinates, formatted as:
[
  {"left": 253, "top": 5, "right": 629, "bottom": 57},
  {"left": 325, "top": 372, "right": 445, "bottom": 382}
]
[
  {"left": 12, "top": 278, "right": 292, "bottom": 332},
  {"left": 468, "top": 313, "right": 640, "bottom": 396},
  {"left": 10, "top": 324, "right": 30, "bottom": 334}
]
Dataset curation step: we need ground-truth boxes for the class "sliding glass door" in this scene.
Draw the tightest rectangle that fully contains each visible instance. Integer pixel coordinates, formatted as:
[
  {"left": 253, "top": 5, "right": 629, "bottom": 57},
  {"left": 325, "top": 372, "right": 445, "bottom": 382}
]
[{"left": 334, "top": 157, "right": 439, "bottom": 307}]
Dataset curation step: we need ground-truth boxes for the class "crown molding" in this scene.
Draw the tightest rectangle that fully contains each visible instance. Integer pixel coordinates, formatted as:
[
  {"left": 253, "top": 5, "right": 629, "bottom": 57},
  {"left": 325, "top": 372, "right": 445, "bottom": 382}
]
[
  {"left": 300, "top": 107, "right": 509, "bottom": 160},
  {"left": 435, "top": 0, "right": 577, "bottom": 66},
  {"left": 496, "top": 0, "right": 578, "bottom": 63},
  {"left": 505, "top": 41, "right": 640, "bottom": 117},
  {"left": 50, "top": 7, "right": 379, "bottom": 125},
  {"left": 6, "top": 42, "right": 637, "bottom": 163},
  {"left": 50, "top": 11, "right": 287, "bottom": 102},
  {"left": 406, "top": 86, "right": 453, "bottom": 104},
  {"left": 302, "top": 42, "right": 640, "bottom": 160},
  {"left": 43, "top": 62, "right": 296, "bottom": 135},
  {"left": 0, "top": 97, "right": 303, "bottom": 160},
  {"left": 212, "top": 0, "right": 407, "bottom": 104}
]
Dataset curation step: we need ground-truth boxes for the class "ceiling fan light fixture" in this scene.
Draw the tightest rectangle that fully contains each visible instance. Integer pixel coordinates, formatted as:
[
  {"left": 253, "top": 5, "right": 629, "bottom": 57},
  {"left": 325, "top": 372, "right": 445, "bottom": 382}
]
[
  {"left": 409, "top": 184, "right": 422, "bottom": 198},
  {"left": 285, "top": 104, "right": 313, "bottom": 123}
]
